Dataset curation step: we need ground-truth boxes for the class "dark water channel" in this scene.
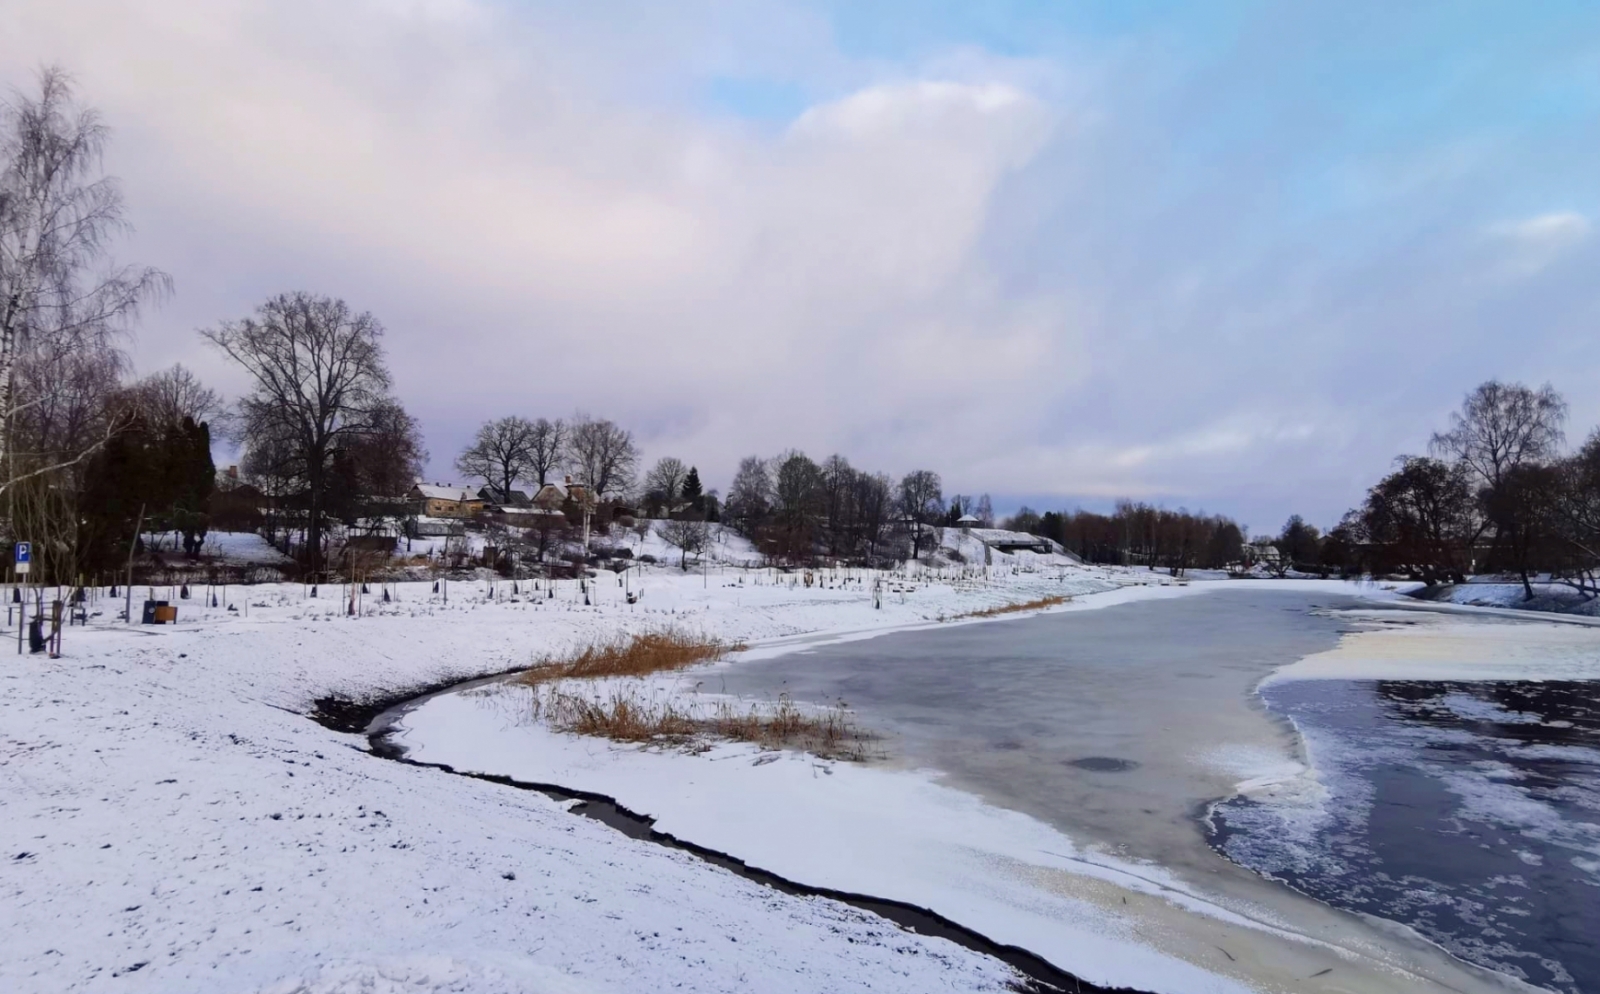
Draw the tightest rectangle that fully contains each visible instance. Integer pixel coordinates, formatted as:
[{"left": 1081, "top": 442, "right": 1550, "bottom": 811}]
[{"left": 1212, "top": 679, "right": 1600, "bottom": 994}]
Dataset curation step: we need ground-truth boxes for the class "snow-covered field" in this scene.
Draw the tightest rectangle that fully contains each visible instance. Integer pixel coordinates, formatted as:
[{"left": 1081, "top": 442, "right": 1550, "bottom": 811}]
[{"left": 2, "top": 557, "right": 1151, "bottom": 994}]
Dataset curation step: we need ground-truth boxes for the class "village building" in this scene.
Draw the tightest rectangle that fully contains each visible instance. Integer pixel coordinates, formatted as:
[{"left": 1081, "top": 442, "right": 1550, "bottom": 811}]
[
  {"left": 409, "top": 482, "right": 485, "bottom": 518},
  {"left": 477, "top": 485, "right": 532, "bottom": 509}
]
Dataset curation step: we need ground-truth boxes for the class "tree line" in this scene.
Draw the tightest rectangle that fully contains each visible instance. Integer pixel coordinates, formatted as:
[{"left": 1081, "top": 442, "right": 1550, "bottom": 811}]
[
  {"left": 1332, "top": 380, "right": 1600, "bottom": 599},
  {"left": 1008, "top": 503, "right": 1246, "bottom": 575}
]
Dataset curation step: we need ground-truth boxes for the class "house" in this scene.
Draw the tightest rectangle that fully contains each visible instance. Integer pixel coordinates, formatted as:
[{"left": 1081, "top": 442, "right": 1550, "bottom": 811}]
[
  {"left": 532, "top": 476, "right": 595, "bottom": 512},
  {"left": 955, "top": 514, "right": 980, "bottom": 531},
  {"left": 477, "top": 485, "right": 532, "bottom": 509},
  {"left": 531, "top": 481, "right": 568, "bottom": 510},
  {"left": 409, "top": 483, "right": 485, "bottom": 518},
  {"left": 967, "top": 527, "right": 1065, "bottom": 556}
]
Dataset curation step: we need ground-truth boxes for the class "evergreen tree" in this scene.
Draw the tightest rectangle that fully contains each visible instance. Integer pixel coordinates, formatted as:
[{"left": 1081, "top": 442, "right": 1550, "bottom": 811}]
[{"left": 682, "top": 466, "right": 704, "bottom": 511}]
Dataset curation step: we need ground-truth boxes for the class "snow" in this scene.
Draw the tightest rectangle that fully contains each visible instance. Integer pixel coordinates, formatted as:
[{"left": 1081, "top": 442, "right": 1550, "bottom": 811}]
[
  {"left": 386, "top": 579, "right": 1558, "bottom": 994},
  {"left": 394, "top": 692, "right": 1265, "bottom": 994},
  {"left": 2, "top": 560, "right": 1150, "bottom": 994},
  {"left": 1411, "top": 580, "right": 1600, "bottom": 618},
  {"left": 202, "top": 530, "right": 296, "bottom": 565},
  {"left": 1268, "top": 608, "right": 1600, "bottom": 683},
  {"left": 8, "top": 560, "right": 1582, "bottom": 994}
]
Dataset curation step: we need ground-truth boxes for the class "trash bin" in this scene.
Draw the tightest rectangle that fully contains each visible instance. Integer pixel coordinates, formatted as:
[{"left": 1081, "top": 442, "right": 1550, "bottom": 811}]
[
  {"left": 28, "top": 616, "right": 46, "bottom": 653},
  {"left": 141, "top": 600, "right": 171, "bottom": 625}
]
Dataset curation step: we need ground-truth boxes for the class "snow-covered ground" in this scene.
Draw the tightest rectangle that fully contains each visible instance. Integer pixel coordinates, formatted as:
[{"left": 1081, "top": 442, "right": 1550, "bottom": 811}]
[
  {"left": 2, "top": 559, "right": 1149, "bottom": 994},
  {"left": 201, "top": 530, "right": 296, "bottom": 565},
  {"left": 9, "top": 560, "right": 1581, "bottom": 994},
  {"left": 1409, "top": 579, "right": 1600, "bottom": 618}
]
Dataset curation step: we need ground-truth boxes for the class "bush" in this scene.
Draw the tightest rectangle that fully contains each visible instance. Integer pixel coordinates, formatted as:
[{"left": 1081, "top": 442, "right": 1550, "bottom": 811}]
[{"left": 638, "top": 553, "right": 657, "bottom": 564}]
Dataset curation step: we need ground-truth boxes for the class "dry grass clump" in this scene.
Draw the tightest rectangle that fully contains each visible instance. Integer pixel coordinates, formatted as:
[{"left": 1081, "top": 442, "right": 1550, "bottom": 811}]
[
  {"left": 517, "top": 630, "right": 743, "bottom": 685},
  {"left": 708, "top": 694, "right": 870, "bottom": 760},
  {"left": 534, "top": 687, "right": 700, "bottom": 741},
  {"left": 518, "top": 629, "right": 871, "bottom": 760},
  {"left": 530, "top": 685, "right": 875, "bottom": 761},
  {"left": 959, "top": 594, "right": 1070, "bottom": 619}
]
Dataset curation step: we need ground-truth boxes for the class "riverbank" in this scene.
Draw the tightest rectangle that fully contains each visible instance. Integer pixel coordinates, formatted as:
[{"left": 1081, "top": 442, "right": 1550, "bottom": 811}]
[
  {"left": 1408, "top": 580, "right": 1600, "bottom": 619},
  {"left": 391, "top": 581, "right": 1548, "bottom": 994},
  {"left": 1, "top": 562, "right": 1149, "bottom": 994}
]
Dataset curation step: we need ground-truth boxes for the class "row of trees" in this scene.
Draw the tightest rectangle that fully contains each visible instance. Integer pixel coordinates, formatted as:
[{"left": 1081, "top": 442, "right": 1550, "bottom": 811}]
[
  {"left": 1009, "top": 503, "right": 1246, "bottom": 575},
  {"left": 720, "top": 454, "right": 973, "bottom": 564},
  {"left": 456, "top": 414, "right": 638, "bottom": 503},
  {"left": 1336, "top": 380, "right": 1600, "bottom": 598}
]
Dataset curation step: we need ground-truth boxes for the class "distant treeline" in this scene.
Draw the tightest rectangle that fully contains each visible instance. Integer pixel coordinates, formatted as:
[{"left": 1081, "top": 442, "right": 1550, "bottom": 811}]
[
  {"left": 1002, "top": 381, "right": 1600, "bottom": 598},
  {"left": 1007, "top": 504, "right": 1245, "bottom": 574}
]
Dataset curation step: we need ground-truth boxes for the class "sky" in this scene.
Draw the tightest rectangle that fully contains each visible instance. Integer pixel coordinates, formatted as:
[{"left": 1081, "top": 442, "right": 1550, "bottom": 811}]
[{"left": 4, "top": 0, "right": 1598, "bottom": 534}]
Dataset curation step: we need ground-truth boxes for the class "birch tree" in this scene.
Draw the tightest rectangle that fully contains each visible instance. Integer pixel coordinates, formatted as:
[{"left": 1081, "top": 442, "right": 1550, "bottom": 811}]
[{"left": 0, "top": 66, "right": 167, "bottom": 504}]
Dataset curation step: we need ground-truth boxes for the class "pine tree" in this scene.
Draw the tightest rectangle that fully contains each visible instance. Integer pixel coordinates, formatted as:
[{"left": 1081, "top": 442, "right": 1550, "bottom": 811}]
[{"left": 682, "top": 466, "right": 704, "bottom": 511}]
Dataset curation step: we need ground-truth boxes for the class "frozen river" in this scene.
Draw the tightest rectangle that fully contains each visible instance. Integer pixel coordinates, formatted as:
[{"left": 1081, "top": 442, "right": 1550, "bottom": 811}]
[
  {"left": 716, "top": 588, "right": 1354, "bottom": 876},
  {"left": 717, "top": 589, "right": 1600, "bottom": 993}
]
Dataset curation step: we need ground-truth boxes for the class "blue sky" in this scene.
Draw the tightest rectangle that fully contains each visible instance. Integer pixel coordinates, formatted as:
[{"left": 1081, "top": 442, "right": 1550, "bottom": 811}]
[{"left": 7, "top": 0, "right": 1599, "bottom": 533}]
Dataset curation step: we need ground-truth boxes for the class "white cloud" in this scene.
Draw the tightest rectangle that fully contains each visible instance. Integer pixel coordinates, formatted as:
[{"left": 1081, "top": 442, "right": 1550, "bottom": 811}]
[
  {"left": 4, "top": 0, "right": 1078, "bottom": 498},
  {"left": 8, "top": 1, "right": 1599, "bottom": 530},
  {"left": 1489, "top": 211, "right": 1591, "bottom": 275}
]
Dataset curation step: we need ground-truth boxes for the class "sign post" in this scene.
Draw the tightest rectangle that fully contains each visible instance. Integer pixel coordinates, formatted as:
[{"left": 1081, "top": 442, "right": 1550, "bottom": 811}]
[{"left": 15, "top": 542, "right": 31, "bottom": 655}]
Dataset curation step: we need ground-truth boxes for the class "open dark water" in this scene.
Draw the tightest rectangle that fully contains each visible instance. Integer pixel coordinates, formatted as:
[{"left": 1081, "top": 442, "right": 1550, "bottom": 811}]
[{"left": 1210, "top": 679, "right": 1600, "bottom": 993}]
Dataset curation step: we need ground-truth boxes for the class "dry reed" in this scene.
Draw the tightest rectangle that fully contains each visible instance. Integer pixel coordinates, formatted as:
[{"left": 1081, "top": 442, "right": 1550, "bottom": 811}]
[
  {"left": 516, "top": 629, "right": 743, "bottom": 685},
  {"left": 519, "top": 630, "right": 872, "bottom": 759},
  {"left": 529, "top": 684, "right": 874, "bottom": 761},
  {"left": 958, "top": 594, "right": 1070, "bottom": 619}
]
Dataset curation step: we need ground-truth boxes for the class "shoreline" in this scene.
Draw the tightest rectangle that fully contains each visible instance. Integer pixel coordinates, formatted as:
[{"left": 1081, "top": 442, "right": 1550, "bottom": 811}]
[{"left": 387, "top": 580, "right": 1541, "bottom": 994}]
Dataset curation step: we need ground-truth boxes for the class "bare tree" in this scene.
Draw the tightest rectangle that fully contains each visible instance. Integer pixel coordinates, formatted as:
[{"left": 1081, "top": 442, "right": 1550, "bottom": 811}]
[
  {"left": 564, "top": 414, "right": 637, "bottom": 497},
  {"left": 642, "top": 456, "right": 688, "bottom": 516},
  {"left": 898, "top": 469, "right": 943, "bottom": 560},
  {"left": 725, "top": 455, "right": 771, "bottom": 537},
  {"left": 202, "top": 292, "right": 394, "bottom": 575},
  {"left": 772, "top": 450, "right": 825, "bottom": 563},
  {"left": 975, "top": 493, "right": 994, "bottom": 528},
  {"left": 130, "top": 363, "right": 220, "bottom": 428},
  {"left": 527, "top": 417, "right": 564, "bottom": 487},
  {"left": 343, "top": 399, "right": 426, "bottom": 499},
  {"left": 1432, "top": 381, "right": 1568, "bottom": 491},
  {"left": 659, "top": 517, "right": 709, "bottom": 571},
  {"left": 457, "top": 416, "right": 537, "bottom": 501},
  {"left": 854, "top": 470, "right": 894, "bottom": 562},
  {"left": 0, "top": 66, "right": 168, "bottom": 502}
]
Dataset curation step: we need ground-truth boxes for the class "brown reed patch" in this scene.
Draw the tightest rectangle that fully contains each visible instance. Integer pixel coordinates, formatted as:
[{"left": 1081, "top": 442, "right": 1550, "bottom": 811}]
[
  {"left": 530, "top": 685, "right": 875, "bottom": 761},
  {"left": 517, "top": 630, "right": 743, "bottom": 685},
  {"left": 958, "top": 594, "right": 1070, "bottom": 619}
]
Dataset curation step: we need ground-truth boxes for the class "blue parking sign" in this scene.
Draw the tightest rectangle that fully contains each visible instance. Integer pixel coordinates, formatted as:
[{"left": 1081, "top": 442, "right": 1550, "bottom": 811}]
[{"left": 15, "top": 542, "right": 29, "bottom": 564}]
